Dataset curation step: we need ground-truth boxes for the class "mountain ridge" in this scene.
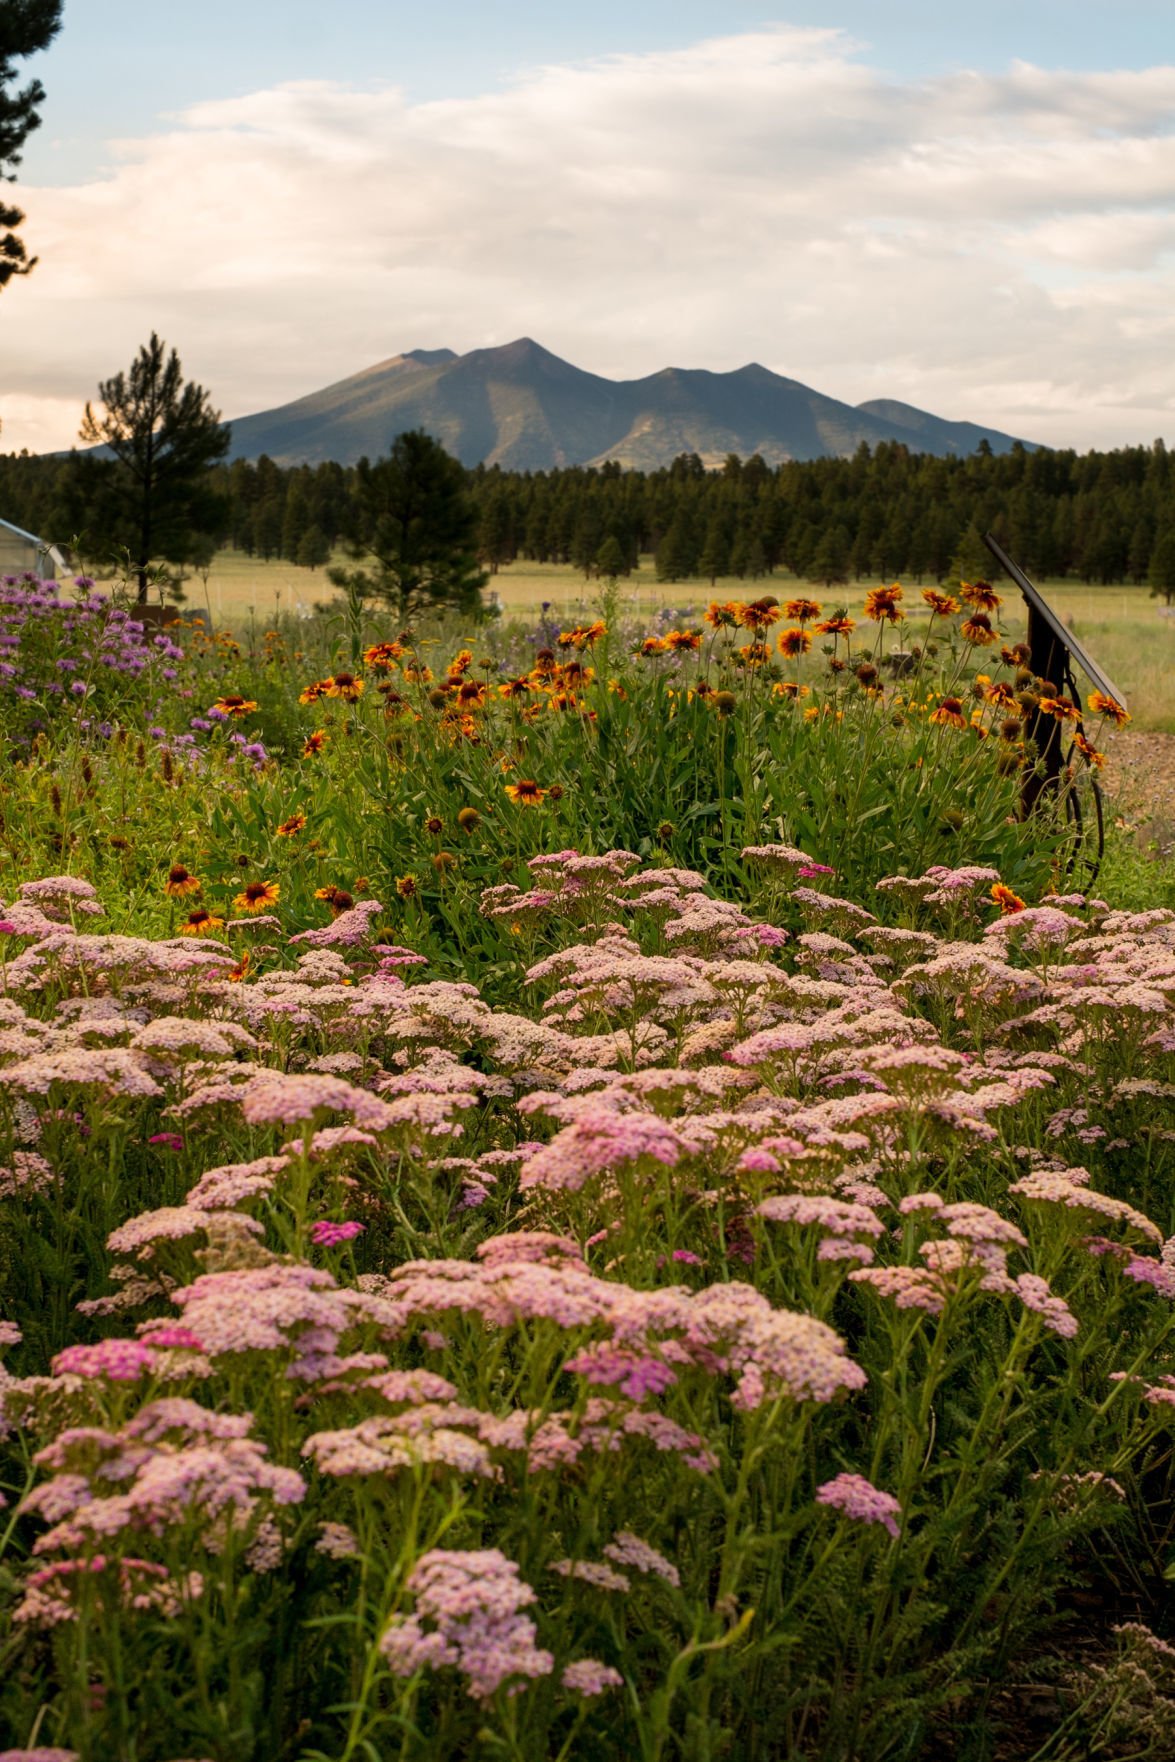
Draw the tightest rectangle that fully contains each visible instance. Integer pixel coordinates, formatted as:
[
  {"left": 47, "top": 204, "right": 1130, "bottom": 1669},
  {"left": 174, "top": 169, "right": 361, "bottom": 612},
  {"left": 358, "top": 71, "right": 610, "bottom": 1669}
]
[{"left": 224, "top": 339, "right": 1033, "bottom": 470}]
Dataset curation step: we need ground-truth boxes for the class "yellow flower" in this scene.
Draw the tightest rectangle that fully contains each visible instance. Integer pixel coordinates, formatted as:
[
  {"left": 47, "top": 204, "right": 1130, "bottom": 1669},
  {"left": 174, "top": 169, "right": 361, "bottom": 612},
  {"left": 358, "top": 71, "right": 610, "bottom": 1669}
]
[
  {"left": 233, "top": 880, "right": 280, "bottom": 914},
  {"left": 504, "top": 780, "right": 547, "bottom": 805},
  {"left": 863, "top": 585, "right": 904, "bottom": 623},
  {"left": 165, "top": 864, "right": 201, "bottom": 897},
  {"left": 324, "top": 672, "right": 364, "bottom": 702},
  {"left": 276, "top": 813, "right": 306, "bottom": 837},
  {"left": 178, "top": 907, "right": 224, "bottom": 936},
  {"left": 212, "top": 695, "right": 258, "bottom": 718},
  {"left": 930, "top": 697, "right": 967, "bottom": 729},
  {"left": 1088, "top": 691, "right": 1129, "bottom": 727}
]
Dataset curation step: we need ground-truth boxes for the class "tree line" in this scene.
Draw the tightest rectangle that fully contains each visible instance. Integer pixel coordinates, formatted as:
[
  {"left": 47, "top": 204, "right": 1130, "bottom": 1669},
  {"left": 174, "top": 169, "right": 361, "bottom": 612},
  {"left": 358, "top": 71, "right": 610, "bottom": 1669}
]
[{"left": 4, "top": 421, "right": 1175, "bottom": 599}]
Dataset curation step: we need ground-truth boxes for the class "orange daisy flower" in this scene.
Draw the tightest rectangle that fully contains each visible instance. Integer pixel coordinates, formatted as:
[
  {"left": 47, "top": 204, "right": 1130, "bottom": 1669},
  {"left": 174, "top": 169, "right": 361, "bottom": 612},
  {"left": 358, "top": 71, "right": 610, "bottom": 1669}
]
[
  {"left": 922, "top": 589, "right": 960, "bottom": 616},
  {"left": 991, "top": 883, "right": 1026, "bottom": 916},
  {"left": 233, "top": 879, "right": 280, "bottom": 914},
  {"left": 276, "top": 813, "right": 306, "bottom": 837},
  {"left": 814, "top": 614, "right": 855, "bottom": 638},
  {"left": 1037, "top": 695, "right": 1079, "bottom": 722},
  {"left": 324, "top": 672, "right": 364, "bottom": 702},
  {"left": 504, "top": 780, "right": 547, "bottom": 805},
  {"left": 778, "top": 627, "right": 811, "bottom": 658},
  {"left": 363, "top": 641, "right": 403, "bottom": 670},
  {"left": 960, "top": 612, "right": 997, "bottom": 646},
  {"left": 212, "top": 695, "right": 258, "bottom": 718},
  {"left": 961, "top": 580, "right": 1003, "bottom": 612},
  {"left": 863, "top": 585, "right": 904, "bottom": 623},
  {"left": 640, "top": 636, "right": 669, "bottom": 656},
  {"left": 298, "top": 680, "right": 330, "bottom": 704},
  {"left": 784, "top": 598, "right": 822, "bottom": 622},
  {"left": 498, "top": 677, "right": 531, "bottom": 699},
  {"left": 178, "top": 907, "right": 224, "bottom": 936},
  {"left": 165, "top": 864, "right": 201, "bottom": 897},
  {"left": 930, "top": 697, "right": 968, "bottom": 729},
  {"left": 395, "top": 874, "right": 419, "bottom": 898},
  {"left": 736, "top": 597, "right": 782, "bottom": 632},
  {"left": 704, "top": 601, "right": 742, "bottom": 630},
  {"left": 1072, "top": 731, "right": 1106, "bottom": 768},
  {"left": 302, "top": 730, "right": 328, "bottom": 756},
  {"left": 665, "top": 630, "right": 702, "bottom": 651},
  {"left": 227, "top": 952, "right": 251, "bottom": 983},
  {"left": 1088, "top": 691, "right": 1129, "bottom": 727}
]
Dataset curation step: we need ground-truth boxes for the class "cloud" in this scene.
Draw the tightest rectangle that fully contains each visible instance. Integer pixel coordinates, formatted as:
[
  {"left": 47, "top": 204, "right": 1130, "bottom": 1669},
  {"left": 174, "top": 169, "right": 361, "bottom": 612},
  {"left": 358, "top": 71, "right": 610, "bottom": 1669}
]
[{"left": 2, "top": 23, "right": 1175, "bottom": 454}]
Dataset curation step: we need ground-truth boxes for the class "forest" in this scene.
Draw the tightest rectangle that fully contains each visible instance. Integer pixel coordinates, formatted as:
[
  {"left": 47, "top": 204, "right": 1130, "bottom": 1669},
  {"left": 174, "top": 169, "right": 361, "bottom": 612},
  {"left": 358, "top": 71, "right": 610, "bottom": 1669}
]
[{"left": 2, "top": 434, "right": 1175, "bottom": 591}]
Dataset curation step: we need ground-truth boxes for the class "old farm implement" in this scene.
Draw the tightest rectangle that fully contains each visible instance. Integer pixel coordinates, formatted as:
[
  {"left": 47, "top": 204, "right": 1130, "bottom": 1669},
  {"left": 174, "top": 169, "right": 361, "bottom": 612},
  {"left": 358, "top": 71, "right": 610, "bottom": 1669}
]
[{"left": 983, "top": 532, "right": 1128, "bottom": 880}]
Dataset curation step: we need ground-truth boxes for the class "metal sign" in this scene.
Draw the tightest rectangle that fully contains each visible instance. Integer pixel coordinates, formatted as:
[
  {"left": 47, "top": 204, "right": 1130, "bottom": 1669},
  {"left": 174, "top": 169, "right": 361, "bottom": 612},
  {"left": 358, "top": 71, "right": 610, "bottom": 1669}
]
[{"left": 982, "top": 531, "right": 1127, "bottom": 709}]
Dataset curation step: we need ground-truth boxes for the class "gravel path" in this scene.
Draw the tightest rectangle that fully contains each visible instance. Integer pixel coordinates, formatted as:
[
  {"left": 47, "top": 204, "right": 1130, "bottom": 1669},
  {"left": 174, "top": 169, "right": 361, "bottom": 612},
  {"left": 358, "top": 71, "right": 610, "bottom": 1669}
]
[{"left": 1104, "top": 729, "right": 1175, "bottom": 859}]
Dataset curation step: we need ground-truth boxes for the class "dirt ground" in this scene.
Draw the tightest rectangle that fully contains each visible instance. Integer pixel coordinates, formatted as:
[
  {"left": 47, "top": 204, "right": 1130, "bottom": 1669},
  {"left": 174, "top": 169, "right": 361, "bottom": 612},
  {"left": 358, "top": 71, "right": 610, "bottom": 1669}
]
[{"left": 1105, "top": 729, "right": 1175, "bottom": 859}]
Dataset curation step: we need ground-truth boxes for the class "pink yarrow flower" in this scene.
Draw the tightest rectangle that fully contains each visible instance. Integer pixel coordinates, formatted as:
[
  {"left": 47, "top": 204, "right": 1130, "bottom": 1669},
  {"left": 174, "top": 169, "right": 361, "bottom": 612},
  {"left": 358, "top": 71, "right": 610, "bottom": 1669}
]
[{"left": 816, "top": 1472, "right": 902, "bottom": 1538}]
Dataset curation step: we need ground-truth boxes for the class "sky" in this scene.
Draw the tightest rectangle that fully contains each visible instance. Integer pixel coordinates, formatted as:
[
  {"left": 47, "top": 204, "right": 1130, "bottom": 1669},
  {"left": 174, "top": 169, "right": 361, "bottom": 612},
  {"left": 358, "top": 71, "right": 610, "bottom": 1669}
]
[{"left": 2, "top": 1, "right": 1174, "bottom": 456}]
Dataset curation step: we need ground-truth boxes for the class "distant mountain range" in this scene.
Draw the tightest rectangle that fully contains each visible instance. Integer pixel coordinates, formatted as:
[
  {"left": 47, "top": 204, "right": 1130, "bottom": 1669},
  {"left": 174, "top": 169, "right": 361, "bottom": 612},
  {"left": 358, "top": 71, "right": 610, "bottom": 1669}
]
[{"left": 225, "top": 338, "right": 1033, "bottom": 471}]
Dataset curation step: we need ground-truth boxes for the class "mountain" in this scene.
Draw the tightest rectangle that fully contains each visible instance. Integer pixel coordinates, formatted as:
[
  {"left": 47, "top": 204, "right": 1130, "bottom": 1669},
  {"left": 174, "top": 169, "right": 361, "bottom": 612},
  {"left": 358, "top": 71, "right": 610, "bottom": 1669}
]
[{"left": 224, "top": 339, "right": 1033, "bottom": 470}]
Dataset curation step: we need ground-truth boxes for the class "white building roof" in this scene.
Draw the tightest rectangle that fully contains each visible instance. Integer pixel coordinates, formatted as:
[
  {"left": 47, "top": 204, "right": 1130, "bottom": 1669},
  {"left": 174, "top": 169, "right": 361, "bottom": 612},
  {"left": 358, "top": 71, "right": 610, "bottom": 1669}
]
[{"left": 0, "top": 516, "right": 66, "bottom": 571}]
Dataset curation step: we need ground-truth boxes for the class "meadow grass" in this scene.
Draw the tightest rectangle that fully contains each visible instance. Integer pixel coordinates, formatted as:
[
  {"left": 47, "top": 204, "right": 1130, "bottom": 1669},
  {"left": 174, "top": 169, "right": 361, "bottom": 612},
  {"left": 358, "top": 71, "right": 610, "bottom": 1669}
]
[{"left": 165, "top": 551, "right": 1175, "bottom": 732}]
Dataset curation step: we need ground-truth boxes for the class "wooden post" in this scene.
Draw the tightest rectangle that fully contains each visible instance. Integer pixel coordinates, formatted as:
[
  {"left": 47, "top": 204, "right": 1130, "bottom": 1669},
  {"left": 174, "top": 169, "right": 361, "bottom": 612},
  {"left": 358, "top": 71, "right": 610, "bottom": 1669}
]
[{"left": 1021, "top": 602, "right": 1064, "bottom": 819}]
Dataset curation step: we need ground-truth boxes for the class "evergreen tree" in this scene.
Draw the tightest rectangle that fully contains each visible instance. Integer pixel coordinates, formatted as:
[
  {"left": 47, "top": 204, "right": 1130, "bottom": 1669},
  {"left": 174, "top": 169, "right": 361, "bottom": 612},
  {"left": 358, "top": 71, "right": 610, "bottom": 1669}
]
[
  {"left": 809, "top": 526, "right": 850, "bottom": 587},
  {"left": 655, "top": 515, "right": 699, "bottom": 583},
  {"left": 595, "top": 535, "right": 624, "bottom": 583},
  {"left": 296, "top": 524, "right": 330, "bottom": 570},
  {"left": 477, "top": 489, "right": 514, "bottom": 575},
  {"left": 253, "top": 495, "right": 283, "bottom": 562},
  {"left": 329, "top": 430, "right": 486, "bottom": 623},
  {"left": 1148, "top": 529, "right": 1175, "bottom": 606},
  {"left": 281, "top": 476, "right": 311, "bottom": 561},
  {"left": 0, "top": 0, "right": 63, "bottom": 290},
  {"left": 78, "top": 333, "right": 230, "bottom": 600},
  {"left": 697, "top": 513, "right": 731, "bottom": 585}
]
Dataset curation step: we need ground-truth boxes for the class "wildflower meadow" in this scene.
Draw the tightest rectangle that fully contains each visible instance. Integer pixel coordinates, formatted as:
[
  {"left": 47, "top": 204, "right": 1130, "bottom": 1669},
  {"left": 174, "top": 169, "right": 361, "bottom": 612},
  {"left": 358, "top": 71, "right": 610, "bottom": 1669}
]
[{"left": 0, "top": 568, "right": 1173, "bottom": 1761}]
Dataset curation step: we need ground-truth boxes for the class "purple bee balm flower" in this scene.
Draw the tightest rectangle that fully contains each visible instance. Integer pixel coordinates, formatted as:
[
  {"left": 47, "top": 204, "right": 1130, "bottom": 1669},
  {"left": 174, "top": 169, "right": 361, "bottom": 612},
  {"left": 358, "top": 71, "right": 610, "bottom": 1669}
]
[
  {"left": 816, "top": 1472, "right": 901, "bottom": 1538},
  {"left": 310, "top": 1219, "right": 365, "bottom": 1248},
  {"left": 148, "top": 1132, "right": 184, "bottom": 1151}
]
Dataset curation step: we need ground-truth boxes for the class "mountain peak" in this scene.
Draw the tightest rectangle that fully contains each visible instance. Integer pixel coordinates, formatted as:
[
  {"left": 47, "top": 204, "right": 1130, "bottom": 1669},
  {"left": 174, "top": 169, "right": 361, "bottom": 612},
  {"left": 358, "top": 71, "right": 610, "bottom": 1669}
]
[{"left": 224, "top": 341, "right": 1034, "bottom": 469}]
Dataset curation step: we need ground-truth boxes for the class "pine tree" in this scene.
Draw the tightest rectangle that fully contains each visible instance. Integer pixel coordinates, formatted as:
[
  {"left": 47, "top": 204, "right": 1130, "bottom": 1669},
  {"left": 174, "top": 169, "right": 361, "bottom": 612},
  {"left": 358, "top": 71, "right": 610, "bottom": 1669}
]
[
  {"left": 297, "top": 524, "right": 330, "bottom": 570},
  {"left": 78, "top": 333, "right": 230, "bottom": 600},
  {"left": 595, "top": 535, "right": 624, "bottom": 583},
  {"left": 329, "top": 430, "right": 486, "bottom": 623},
  {"left": 0, "top": 0, "right": 63, "bottom": 289},
  {"left": 1148, "top": 529, "right": 1175, "bottom": 606}
]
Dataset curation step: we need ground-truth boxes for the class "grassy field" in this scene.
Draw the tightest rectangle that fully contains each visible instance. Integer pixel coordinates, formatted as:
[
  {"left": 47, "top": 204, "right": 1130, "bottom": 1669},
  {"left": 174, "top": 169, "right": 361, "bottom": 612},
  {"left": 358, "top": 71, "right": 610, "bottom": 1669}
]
[{"left": 165, "top": 550, "right": 1175, "bottom": 732}]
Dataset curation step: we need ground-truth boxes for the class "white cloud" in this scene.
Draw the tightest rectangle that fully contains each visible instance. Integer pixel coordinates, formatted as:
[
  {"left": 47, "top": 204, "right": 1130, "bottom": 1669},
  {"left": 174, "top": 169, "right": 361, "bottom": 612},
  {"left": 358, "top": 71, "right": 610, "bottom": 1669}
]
[{"left": 2, "top": 24, "right": 1175, "bottom": 454}]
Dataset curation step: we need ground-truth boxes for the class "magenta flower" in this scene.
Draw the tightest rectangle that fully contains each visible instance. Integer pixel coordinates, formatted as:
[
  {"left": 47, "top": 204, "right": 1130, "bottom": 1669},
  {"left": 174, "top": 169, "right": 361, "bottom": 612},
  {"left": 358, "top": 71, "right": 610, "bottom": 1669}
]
[
  {"left": 52, "top": 1339, "right": 158, "bottom": 1382},
  {"left": 148, "top": 1132, "right": 184, "bottom": 1151},
  {"left": 310, "top": 1220, "right": 365, "bottom": 1248}
]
